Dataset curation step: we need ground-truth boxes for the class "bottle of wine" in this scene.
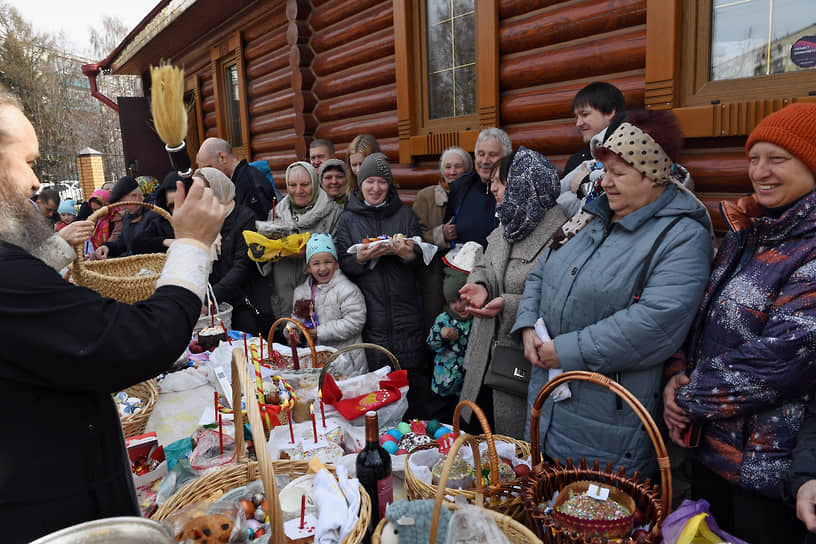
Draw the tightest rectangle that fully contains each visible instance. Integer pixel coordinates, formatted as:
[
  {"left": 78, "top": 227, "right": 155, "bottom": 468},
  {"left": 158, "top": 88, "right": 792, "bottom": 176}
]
[{"left": 356, "top": 410, "right": 393, "bottom": 537}]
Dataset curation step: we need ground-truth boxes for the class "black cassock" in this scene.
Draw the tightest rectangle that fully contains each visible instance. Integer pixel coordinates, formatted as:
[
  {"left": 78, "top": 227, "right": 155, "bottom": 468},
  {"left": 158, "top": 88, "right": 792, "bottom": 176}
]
[{"left": 0, "top": 241, "right": 199, "bottom": 543}]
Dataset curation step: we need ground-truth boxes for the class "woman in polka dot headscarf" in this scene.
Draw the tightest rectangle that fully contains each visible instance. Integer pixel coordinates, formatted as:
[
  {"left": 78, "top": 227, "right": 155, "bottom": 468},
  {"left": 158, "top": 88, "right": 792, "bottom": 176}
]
[{"left": 511, "top": 109, "right": 713, "bottom": 480}]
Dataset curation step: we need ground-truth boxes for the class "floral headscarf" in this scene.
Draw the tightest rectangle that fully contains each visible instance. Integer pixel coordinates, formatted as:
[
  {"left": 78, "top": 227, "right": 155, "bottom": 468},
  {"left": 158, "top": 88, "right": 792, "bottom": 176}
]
[{"left": 498, "top": 146, "right": 560, "bottom": 242}]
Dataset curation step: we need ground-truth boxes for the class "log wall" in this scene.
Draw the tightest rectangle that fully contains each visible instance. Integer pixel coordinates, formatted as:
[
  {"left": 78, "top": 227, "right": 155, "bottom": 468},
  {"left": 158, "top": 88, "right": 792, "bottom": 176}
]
[{"left": 160, "top": 0, "right": 752, "bottom": 223}]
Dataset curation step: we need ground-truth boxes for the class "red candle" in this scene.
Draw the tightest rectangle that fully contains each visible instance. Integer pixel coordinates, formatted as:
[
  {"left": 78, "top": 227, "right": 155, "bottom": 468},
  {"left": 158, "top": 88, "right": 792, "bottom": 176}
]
[
  {"left": 320, "top": 399, "right": 326, "bottom": 428},
  {"left": 218, "top": 412, "right": 224, "bottom": 455},
  {"left": 288, "top": 409, "right": 295, "bottom": 444},
  {"left": 289, "top": 330, "right": 300, "bottom": 370},
  {"left": 213, "top": 391, "right": 218, "bottom": 422},
  {"left": 220, "top": 322, "right": 232, "bottom": 344},
  {"left": 311, "top": 405, "right": 317, "bottom": 443},
  {"left": 299, "top": 494, "right": 306, "bottom": 529},
  {"left": 210, "top": 302, "right": 215, "bottom": 327}
]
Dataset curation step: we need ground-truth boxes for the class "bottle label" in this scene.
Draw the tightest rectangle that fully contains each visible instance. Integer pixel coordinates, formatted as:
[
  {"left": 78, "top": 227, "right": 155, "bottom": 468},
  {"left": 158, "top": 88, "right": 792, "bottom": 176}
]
[{"left": 377, "top": 474, "right": 393, "bottom": 520}]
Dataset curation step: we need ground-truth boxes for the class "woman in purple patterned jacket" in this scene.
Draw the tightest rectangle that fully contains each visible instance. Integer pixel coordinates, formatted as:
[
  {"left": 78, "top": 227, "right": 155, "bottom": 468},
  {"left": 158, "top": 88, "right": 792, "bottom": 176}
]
[{"left": 663, "top": 103, "right": 816, "bottom": 543}]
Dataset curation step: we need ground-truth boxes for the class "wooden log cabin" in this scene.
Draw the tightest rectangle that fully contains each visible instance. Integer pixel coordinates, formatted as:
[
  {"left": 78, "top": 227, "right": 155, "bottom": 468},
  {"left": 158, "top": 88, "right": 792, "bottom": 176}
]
[{"left": 88, "top": 0, "right": 816, "bottom": 233}]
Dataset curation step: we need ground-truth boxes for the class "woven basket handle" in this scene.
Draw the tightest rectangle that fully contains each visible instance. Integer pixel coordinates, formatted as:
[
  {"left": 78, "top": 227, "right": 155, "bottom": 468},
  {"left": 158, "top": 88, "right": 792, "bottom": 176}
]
[
  {"left": 429, "top": 433, "right": 483, "bottom": 544},
  {"left": 231, "top": 348, "right": 286, "bottom": 542},
  {"left": 268, "top": 317, "right": 319, "bottom": 368},
  {"left": 452, "top": 400, "right": 501, "bottom": 487},
  {"left": 529, "top": 370, "right": 672, "bottom": 516},
  {"left": 74, "top": 201, "right": 174, "bottom": 265},
  {"left": 317, "top": 343, "right": 400, "bottom": 391}
]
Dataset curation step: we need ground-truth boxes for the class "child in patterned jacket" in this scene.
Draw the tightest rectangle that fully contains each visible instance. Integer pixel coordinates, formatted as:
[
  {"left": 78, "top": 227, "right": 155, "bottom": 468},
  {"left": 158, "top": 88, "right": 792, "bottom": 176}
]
[{"left": 426, "top": 266, "right": 473, "bottom": 421}]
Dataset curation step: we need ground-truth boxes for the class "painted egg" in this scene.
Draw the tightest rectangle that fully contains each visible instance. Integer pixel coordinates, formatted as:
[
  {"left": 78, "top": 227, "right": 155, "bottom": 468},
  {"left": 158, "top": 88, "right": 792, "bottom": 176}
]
[{"left": 382, "top": 441, "right": 399, "bottom": 454}]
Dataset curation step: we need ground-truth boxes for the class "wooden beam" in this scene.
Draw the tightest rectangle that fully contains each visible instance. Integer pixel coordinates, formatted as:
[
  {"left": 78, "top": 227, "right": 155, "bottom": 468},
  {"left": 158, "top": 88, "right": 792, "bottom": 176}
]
[{"left": 393, "top": 0, "right": 415, "bottom": 164}]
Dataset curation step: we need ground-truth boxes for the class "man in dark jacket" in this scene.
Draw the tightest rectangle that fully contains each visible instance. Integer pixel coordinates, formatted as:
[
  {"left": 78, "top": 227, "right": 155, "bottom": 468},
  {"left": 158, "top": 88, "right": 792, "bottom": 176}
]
[
  {"left": 0, "top": 91, "right": 227, "bottom": 542},
  {"left": 196, "top": 137, "right": 279, "bottom": 220},
  {"left": 442, "top": 127, "right": 511, "bottom": 249},
  {"left": 94, "top": 175, "right": 173, "bottom": 259}
]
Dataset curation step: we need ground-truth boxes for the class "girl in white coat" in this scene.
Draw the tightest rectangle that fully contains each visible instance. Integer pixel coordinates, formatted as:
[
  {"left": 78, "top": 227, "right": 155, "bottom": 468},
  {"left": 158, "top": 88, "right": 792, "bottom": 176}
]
[{"left": 291, "top": 233, "right": 367, "bottom": 376}]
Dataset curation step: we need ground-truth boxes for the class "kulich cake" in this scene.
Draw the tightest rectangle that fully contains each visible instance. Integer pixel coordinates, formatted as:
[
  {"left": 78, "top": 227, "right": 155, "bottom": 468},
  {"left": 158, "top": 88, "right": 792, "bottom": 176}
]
[
  {"left": 197, "top": 326, "right": 227, "bottom": 351},
  {"left": 431, "top": 454, "right": 476, "bottom": 489},
  {"left": 481, "top": 457, "right": 516, "bottom": 483},
  {"left": 398, "top": 432, "right": 434, "bottom": 453}
]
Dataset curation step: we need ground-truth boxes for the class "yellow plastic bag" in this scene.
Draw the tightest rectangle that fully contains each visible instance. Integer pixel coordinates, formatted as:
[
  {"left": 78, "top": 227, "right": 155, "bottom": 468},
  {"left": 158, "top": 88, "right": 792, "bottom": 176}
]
[
  {"left": 676, "top": 513, "right": 727, "bottom": 544},
  {"left": 243, "top": 231, "right": 310, "bottom": 263}
]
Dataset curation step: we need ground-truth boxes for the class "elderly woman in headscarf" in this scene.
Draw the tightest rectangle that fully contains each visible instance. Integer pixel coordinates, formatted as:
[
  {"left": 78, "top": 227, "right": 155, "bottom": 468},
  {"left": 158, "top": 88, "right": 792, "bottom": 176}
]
[
  {"left": 256, "top": 161, "right": 342, "bottom": 321},
  {"left": 190, "top": 167, "right": 261, "bottom": 333},
  {"left": 512, "top": 110, "right": 712, "bottom": 477},
  {"left": 334, "top": 152, "right": 429, "bottom": 417},
  {"left": 457, "top": 147, "right": 566, "bottom": 439}
]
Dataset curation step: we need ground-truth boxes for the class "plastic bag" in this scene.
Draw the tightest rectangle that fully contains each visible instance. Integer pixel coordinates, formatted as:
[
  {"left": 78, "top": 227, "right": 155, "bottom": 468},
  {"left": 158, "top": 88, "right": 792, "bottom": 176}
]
[
  {"left": 446, "top": 496, "right": 512, "bottom": 544},
  {"left": 244, "top": 230, "right": 310, "bottom": 263},
  {"left": 661, "top": 499, "right": 749, "bottom": 544},
  {"left": 156, "top": 459, "right": 198, "bottom": 507},
  {"left": 190, "top": 428, "right": 237, "bottom": 472},
  {"left": 162, "top": 498, "right": 247, "bottom": 543}
]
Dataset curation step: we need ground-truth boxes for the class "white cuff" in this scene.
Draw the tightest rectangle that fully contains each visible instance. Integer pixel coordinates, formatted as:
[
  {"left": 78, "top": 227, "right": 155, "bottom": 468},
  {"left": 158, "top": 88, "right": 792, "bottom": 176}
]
[
  {"left": 53, "top": 235, "right": 76, "bottom": 271},
  {"left": 156, "top": 238, "right": 211, "bottom": 302}
]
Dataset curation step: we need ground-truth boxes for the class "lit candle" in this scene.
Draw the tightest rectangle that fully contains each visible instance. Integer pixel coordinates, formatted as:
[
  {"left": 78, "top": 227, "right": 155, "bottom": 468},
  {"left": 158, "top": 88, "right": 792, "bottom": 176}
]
[
  {"left": 299, "top": 494, "right": 306, "bottom": 529},
  {"left": 311, "top": 404, "right": 317, "bottom": 443},
  {"left": 319, "top": 390, "right": 326, "bottom": 428},
  {"left": 220, "top": 322, "right": 232, "bottom": 344},
  {"left": 288, "top": 409, "right": 295, "bottom": 444},
  {"left": 289, "top": 330, "right": 300, "bottom": 370}
]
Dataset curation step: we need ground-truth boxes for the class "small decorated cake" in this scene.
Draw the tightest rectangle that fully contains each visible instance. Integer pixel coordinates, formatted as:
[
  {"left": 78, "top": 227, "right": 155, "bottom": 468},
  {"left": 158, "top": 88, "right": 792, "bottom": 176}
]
[
  {"left": 197, "top": 326, "right": 226, "bottom": 351},
  {"left": 398, "top": 432, "right": 435, "bottom": 453},
  {"left": 431, "top": 454, "right": 476, "bottom": 489},
  {"left": 481, "top": 457, "right": 517, "bottom": 483}
]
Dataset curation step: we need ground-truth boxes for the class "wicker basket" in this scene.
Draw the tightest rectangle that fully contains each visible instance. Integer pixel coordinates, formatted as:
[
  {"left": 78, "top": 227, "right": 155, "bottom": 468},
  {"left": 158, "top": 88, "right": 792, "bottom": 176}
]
[
  {"left": 268, "top": 317, "right": 334, "bottom": 369},
  {"left": 318, "top": 343, "right": 401, "bottom": 391},
  {"left": 523, "top": 371, "right": 672, "bottom": 544},
  {"left": 153, "top": 348, "right": 370, "bottom": 544},
  {"left": 71, "top": 202, "right": 172, "bottom": 304},
  {"left": 119, "top": 379, "right": 158, "bottom": 439},
  {"left": 403, "top": 400, "right": 531, "bottom": 521},
  {"left": 372, "top": 433, "right": 542, "bottom": 544}
]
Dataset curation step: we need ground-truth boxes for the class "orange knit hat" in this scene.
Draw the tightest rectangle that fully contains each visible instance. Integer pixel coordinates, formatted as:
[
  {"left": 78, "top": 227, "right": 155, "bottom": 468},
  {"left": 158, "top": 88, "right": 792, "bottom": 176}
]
[{"left": 746, "top": 103, "right": 816, "bottom": 174}]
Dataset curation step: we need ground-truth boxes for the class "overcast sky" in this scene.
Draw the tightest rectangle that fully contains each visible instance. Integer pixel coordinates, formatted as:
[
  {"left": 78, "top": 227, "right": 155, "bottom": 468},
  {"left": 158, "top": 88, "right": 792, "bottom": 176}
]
[{"left": 6, "top": 0, "right": 159, "bottom": 58}]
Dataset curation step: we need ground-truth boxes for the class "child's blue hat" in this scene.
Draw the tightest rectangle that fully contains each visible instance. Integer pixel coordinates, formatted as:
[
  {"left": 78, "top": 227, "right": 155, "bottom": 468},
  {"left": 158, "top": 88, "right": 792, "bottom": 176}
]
[
  {"left": 306, "top": 233, "right": 337, "bottom": 262},
  {"left": 58, "top": 200, "right": 76, "bottom": 215}
]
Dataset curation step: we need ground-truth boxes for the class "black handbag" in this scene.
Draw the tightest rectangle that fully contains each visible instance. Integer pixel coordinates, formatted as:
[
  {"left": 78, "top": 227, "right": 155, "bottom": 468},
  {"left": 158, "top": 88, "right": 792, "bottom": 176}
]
[
  {"left": 483, "top": 341, "right": 530, "bottom": 397},
  {"left": 481, "top": 216, "right": 683, "bottom": 400}
]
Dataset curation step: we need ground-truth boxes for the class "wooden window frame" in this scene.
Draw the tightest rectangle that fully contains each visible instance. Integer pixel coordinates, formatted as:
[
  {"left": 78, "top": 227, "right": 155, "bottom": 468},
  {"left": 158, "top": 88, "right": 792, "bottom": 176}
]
[
  {"left": 210, "top": 32, "right": 250, "bottom": 160},
  {"left": 645, "top": 0, "right": 816, "bottom": 138},
  {"left": 394, "top": 0, "right": 498, "bottom": 164}
]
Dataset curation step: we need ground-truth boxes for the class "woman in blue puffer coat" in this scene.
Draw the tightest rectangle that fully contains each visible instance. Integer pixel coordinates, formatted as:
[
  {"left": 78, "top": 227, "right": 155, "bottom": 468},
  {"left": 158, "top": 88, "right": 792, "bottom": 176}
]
[{"left": 512, "top": 110, "right": 712, "bottom": 478}]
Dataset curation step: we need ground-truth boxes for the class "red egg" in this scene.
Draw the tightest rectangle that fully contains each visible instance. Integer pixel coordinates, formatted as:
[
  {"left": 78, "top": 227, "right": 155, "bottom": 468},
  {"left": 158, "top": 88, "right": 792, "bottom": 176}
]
[
  {"left": 632, "top": 508, "right": 647, "bottom": 526},
  {"left": 237, "top": 499, "right": 255, "bottom": 519},
  {"left": 380, "top": 434, "right": 397, "bottom": 444},
  {"left": 395, "top": 448, "right": 408, "bottom": 455},
  {"left": 513, "top": 464, "right": 530, "bottom": 477}
]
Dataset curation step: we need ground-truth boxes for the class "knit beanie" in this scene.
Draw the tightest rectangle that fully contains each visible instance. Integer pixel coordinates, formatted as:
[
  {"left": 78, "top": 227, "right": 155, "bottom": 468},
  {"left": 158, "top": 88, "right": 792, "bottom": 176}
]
[
  {"left": 442, "top": 267, "right": 468, "bottom": 303},
  {"left": 89, "top": 188, "right": 110, "bottom": 205},
  {"left": 109, "top": 175, "right": 140, "bottom": 203},
  {"left": 306, "top": 232, "right": 338, "bottom": 263},
  {"left": 746, "top": 103, "right": 816, "bottom": 175},
  {"left": 356, "top": 152, "right": 393, "bottom": 187},
  {"left": 58, "top": 200, "right": 76, "bottom": 215},
  {"left": 318, "top": 158, "right": 348, "bottom": 181}
]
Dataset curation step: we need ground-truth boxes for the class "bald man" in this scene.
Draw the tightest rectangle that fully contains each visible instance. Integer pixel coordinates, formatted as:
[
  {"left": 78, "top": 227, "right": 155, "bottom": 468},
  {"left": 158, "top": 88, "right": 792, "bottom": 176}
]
[{"left": 197, "top": 138, "right": 279, "bottom": 220}]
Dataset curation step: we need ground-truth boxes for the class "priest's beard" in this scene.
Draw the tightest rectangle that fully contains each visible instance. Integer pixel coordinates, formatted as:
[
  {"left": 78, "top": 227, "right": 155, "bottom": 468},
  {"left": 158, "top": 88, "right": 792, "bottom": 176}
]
[{"left": 0, "top": 182, "right": 67, "bottom": 270}]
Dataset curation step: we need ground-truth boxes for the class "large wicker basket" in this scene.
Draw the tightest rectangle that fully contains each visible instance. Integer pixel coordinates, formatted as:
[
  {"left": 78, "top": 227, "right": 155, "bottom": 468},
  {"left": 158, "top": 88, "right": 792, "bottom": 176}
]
[
  {"left": 403, "top": 400, "right": 530, "bottom": 521},
  {"left": 71, "top": 202, "right": 172, "bottom": 304},
  {"left": 372, "top": 433, "right": 542, "bottom": 544},
  {"left": 523, "top": 371, "right": 672, "bottom": 544},
  {"left": 153, "top": 348, "right": 370, "bottom": 544},
  {"left": 119, "top": 379, "right": 158, "bottom": 438}
]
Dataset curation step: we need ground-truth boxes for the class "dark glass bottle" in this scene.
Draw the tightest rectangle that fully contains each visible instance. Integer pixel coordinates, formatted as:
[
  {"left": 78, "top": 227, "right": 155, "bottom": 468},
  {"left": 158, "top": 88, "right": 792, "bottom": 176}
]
[{"left": 356, "top": 410, "right": 393, "bottom": 539}]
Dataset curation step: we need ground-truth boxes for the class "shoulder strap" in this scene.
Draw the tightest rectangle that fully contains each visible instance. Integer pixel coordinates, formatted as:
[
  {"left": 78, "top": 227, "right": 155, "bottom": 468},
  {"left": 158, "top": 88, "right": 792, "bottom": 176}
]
[{"left": 631, "top": 216, "right": 684, "bottom": 304}]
